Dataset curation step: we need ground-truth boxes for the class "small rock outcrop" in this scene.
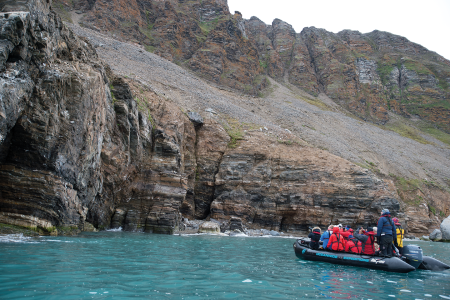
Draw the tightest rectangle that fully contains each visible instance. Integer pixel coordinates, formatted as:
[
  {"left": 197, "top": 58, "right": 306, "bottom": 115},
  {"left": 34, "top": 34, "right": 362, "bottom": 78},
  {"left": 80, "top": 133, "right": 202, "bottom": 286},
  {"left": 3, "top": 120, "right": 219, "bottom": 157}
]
[
  {"left": 429, "top": 229, "right": 442, "bottom": 241},
  {"left": 229, "top": 216, "right": 245, "bottom": 232},
  {"left": 198, "top": 221, "right": 220, "bottom": 234},
  {"left": 187, "top": 112, "right": 204, "bottom": 127}
]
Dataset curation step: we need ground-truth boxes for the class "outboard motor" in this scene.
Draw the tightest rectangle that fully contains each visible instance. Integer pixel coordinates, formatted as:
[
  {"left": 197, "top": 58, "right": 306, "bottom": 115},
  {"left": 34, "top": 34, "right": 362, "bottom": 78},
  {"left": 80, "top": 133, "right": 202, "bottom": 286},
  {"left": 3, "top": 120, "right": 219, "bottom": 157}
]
[{"left": 402, "top": 245, "right": 423, "bottom": 269}]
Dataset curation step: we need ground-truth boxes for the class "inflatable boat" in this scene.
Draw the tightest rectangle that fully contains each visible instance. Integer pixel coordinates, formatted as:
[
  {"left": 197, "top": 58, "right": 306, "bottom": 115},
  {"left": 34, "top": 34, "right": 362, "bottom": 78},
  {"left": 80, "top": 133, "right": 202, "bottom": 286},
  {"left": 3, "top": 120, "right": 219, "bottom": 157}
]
[{"left": 293, "top": 238, "right": 450, "bottom": 273}]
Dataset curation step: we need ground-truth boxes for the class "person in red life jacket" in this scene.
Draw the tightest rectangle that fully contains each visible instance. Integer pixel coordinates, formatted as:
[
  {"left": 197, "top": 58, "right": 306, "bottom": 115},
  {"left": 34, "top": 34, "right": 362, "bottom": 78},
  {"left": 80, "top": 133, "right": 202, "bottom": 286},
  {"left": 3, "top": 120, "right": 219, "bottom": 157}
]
[
  {"left": 372, "top": 227, "right": 380, "bottom": 252},
  {"left": 328, "top": 226, "right": 345, "bottom": 251},
  {"left": 345, "top": 234, "right": 362, "bottom": 254},
  {"left": 347, "top": 228, "right": 355, "bottom": 240},
  {"left": 308, "top": 227, "right": 321, "bottom": 250},
  {"left": 354, "top": 227, "right": 376, "bottom": 255},
  {"left": 340, "top": 226, "right": 352, "bottom": 240},
  {"left": 377, "top": 209, "right": 397, "bottom": 257}
]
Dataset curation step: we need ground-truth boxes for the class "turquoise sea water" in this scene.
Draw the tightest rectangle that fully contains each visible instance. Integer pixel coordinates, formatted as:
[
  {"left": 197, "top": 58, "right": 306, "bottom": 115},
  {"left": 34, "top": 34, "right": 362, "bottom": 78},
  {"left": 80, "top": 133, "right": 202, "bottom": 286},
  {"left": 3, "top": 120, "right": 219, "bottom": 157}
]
[{"left": 0, "top": 231, "right": 449, "bottom": 300}]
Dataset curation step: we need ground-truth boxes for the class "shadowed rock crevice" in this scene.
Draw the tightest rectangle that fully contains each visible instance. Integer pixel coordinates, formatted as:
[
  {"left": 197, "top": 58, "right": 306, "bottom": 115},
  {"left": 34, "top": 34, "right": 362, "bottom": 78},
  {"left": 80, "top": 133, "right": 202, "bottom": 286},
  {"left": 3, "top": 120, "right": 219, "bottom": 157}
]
[{"left": 193, "top": 119, "right": 230, "bottom": 219}]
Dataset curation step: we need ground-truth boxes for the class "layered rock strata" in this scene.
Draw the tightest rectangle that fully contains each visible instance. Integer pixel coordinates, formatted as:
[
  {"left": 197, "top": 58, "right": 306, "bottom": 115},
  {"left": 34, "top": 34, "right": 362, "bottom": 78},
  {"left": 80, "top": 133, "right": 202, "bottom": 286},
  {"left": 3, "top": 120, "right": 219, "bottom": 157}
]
[
  {"left": 0, "top": 0, "right": 110, "bottom": 231},
  {"left": 210, "top": 132, "right": 400, "bottom": 231}
]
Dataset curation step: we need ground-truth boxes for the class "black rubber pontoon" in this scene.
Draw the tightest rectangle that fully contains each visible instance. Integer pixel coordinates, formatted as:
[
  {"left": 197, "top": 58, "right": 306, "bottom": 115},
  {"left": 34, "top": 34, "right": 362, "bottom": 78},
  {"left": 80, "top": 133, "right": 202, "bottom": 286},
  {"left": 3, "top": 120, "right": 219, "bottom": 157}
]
[
  {"left": 293, "top": 239, "right": 416, "bottom": 273},
  {"left": 419, "top": 256, "right": 450, "bottom": 271},
  {"left": 401, "top": 244, "right": 450, "bottom": 271}
]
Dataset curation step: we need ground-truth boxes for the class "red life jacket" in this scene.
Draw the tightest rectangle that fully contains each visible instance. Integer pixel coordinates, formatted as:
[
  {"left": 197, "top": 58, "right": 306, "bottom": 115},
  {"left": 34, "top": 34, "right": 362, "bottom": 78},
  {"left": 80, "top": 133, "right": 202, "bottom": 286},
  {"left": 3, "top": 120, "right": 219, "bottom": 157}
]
[
  {"left": 340, "top": 230, "right": 351, "bottom": 240},
  {"left": 330, "top": 229, "right": 345, "bottom": 251},
  {"left": 362, "top": 232, "right": 376, "bottom": 255},
  {"left": 345, "top": 238, "right": 362, "bottom": 254}
]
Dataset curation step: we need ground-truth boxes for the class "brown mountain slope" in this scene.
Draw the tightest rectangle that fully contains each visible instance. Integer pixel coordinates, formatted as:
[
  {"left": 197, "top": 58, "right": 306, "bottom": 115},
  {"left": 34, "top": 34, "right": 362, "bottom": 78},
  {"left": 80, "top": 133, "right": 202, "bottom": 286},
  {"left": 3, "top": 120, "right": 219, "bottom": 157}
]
[{"left": 53, "top": 0, "right": 450, "bottom": 134}]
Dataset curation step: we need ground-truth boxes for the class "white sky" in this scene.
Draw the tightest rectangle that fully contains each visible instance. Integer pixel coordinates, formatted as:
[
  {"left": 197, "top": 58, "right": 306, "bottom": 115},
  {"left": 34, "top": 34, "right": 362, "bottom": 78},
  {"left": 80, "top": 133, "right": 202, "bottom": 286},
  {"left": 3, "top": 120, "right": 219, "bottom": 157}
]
[{"left": 229, "top": 0, "right": 450, "bottom": 60}]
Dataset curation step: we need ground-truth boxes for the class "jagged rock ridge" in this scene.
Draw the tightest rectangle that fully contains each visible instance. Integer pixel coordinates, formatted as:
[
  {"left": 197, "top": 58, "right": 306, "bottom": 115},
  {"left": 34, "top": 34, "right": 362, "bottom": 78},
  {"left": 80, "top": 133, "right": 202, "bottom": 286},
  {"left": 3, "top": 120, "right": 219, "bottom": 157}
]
[{"left": 54, "top": 0, "right": 449, "bottom": 132}]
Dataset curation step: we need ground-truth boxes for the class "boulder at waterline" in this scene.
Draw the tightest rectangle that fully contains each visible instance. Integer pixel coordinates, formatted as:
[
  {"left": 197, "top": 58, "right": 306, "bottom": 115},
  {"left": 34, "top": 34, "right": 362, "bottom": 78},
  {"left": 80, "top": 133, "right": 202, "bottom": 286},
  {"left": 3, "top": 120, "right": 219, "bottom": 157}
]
[
  {"left": 430, "top": 229, "right": 442, "bottom": 241},
  {"left": 441, "top": 216, "right": 450, "bottom": 240},
  {"left": 198, "top": 221, "right": 220, "bottom": 234}
]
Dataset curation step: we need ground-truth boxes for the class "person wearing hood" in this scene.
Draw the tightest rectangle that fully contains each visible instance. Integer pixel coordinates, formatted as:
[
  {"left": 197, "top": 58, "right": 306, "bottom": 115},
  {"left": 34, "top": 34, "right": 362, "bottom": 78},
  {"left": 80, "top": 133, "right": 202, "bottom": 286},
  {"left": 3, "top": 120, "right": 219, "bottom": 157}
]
[
  {"left": 345, "top": 234, "right": 362, "bottom": 254},
  {"left": 377, "top": 209, "right": 397, "bottom": 257},
  {"left": 308, "top": 227, "right": 321, "bottom": 250},
  {"left": 392, "top": 217, "right": 404, "bottom": 255},
  {"left": 340, "top": 226, "right": 352, "bottom": 240},
  {"left": 354, "top": 227, "right": 376, "bottom": 255},
  {"left": 320, "top": 225, "right": 334, "bottom": 250},
  {"left": 328, "top": 226, "right": 345, "bottom": 251}
]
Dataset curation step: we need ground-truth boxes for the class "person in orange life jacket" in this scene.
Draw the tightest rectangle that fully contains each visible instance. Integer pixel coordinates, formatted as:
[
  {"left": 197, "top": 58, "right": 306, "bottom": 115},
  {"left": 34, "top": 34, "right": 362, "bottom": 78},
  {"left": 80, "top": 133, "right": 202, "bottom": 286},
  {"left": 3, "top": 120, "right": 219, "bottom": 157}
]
[
  {"left": 392, "top": 217, "right": 404, "bottom": 255},
  {"left": 320, "top": 225, "right": 334, "bottom": 250},
  {"left": 377, "top": 209, "right": 397, "bottom": 257},
  {"left": 308, "top": 227, "right": 321, "bottom": 249},
  {"left": 345, "top": 234, "right": 362, "bottom": 254},
  {"left": 354, "top": 227, "right": 376, "bottom": 255},
  {"left": 328, "top": 226, "right": 345, "bottom": 251}
]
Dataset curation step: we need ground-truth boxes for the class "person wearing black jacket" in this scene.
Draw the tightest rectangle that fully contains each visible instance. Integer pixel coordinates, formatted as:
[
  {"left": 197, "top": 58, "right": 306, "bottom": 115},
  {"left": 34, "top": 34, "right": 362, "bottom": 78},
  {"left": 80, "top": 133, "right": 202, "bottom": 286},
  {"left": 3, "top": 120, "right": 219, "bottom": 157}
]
[{"left": 308, "top": 227, "right": 321, "bottom": 250}]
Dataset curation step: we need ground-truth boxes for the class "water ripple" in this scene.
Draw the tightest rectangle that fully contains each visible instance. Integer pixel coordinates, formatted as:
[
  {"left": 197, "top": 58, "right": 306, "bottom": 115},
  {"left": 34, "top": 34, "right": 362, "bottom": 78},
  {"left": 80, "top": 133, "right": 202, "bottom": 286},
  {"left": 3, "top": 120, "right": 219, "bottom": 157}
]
[{"left": 0, "top": 232, "right": 449, "bottom": 299}]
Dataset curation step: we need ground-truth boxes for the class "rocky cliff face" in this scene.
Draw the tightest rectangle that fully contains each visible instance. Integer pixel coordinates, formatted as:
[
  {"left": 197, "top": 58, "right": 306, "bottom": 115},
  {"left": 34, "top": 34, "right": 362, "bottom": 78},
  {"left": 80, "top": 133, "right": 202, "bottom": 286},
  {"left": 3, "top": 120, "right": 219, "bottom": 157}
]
[
  {"left": 53, "top": 0, "right": 450, "bottom": 132},
  {"left": 211, "top": 132, "right": 400, "bottom": 231},
  {"left": 0, "top": 0, "right": 109, "bottom": 231},
  {"left": 0, "top": 0, "right": 448, "bottom": 236},
  {"left": 0, "top": 0, "right": 200, "bottom": 233},
  {"left": 245, "top": 22, "right": 450, "bottom": 131},
  {"left": 67, "top": 0, "right": 266, "bottom": 94}
]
